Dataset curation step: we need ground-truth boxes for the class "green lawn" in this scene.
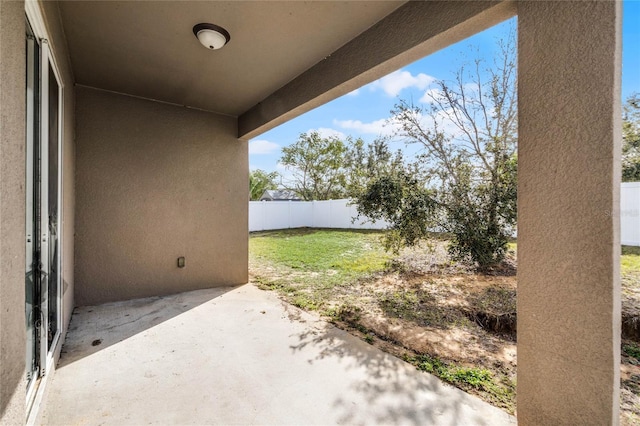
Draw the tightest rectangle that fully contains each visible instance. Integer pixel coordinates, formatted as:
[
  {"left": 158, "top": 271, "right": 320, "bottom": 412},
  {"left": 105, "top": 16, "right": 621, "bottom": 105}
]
[
  {"left": 250, "top": 228, "right": 390, "bottom": 281},
  {"left": 249, "top": 229, "right": 391, "bottom": 310},
  {"left": 251, "top": 230, "right": 640, "bottom": 294},
  {"left": 623, "top": 246, "right": 640, "bottom": 275}
]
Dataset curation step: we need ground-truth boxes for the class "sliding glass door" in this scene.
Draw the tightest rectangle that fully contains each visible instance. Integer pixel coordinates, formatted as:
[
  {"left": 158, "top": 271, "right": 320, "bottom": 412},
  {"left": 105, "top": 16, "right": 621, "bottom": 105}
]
[
  {"left": 25, "top": 20, "right": 40, "bottom": 396},
  {"left": 46, "top": 58, "right": 61, "bottom": 352},
  {"left": 25, "top": 17, "right": 62, "bottom": 405}
]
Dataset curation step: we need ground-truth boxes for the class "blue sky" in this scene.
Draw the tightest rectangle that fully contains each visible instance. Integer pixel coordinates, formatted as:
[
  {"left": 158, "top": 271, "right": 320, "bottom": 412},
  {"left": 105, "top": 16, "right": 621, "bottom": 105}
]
[{"left": 249, "top": 3, "right": 640, "bottom": 175}]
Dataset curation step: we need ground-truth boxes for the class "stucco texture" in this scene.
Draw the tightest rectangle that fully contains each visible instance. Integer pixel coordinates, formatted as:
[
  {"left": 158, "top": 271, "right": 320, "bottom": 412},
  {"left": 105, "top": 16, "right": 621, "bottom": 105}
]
[
  {"left": 74, "top": 87, "right": 248, "bottom": 306},
  {"left": 517, "top": 1, "right": 622, "bottom": 424},
  {"left": 0, "top": 0, "right": 26, "bottom": 423},
  {"left": 1, "top": 1, "right": 77, "bottom": 421}
]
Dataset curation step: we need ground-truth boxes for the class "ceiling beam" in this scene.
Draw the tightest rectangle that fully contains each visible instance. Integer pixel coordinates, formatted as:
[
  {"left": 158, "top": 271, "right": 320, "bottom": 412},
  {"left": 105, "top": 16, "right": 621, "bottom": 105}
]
[{"left": 238, "top": 0, "right": 516, "bottom": 140}]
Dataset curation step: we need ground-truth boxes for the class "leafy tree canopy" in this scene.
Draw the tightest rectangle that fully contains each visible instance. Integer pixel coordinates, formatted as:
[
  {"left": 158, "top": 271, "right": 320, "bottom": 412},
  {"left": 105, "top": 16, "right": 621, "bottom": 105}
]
[
  {"left": 249, "top": 169, "right": 279, "bottom": 201},
  {"left": 353, "top": 31, "right": 518, "bottom": 271},
  {"left": 280, "top": 131, "right": 364, "bottom": 201},
  {"left": 623, "top": 93, "right": 640, "bottom": 182}
]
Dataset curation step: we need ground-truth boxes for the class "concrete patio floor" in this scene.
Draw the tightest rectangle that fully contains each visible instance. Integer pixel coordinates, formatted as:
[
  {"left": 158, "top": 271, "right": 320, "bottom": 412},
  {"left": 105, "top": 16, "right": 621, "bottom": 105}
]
[{"left": 39, "top": 284, "right": 516, "bottom": 425}]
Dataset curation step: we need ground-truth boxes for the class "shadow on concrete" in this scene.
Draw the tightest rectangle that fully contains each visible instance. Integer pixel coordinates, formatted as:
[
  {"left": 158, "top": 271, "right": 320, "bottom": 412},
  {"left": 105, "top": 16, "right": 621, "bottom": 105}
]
[
  {"left": 286, "top": 307, "right": 513, "bottom": 426},
  {"left": 58, "top": 286, "right": 239, "bottom": 368},
  {"left": 43, "top": 284, "right": 514, "bottom": 425}
]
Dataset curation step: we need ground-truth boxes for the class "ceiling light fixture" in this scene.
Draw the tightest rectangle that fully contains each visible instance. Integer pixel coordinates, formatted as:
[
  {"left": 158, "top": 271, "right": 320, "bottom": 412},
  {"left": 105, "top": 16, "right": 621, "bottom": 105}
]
[{"left": 193, "top": 23, "right": 230, "bottom": 50}]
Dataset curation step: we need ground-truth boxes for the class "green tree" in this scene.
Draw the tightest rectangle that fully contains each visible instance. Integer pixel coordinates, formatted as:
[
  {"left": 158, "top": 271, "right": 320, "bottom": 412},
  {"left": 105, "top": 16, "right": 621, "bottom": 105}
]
[
  {"left": 280, "top": 131, "right": 361, "bottom": 201},
  {"left": 249, "top": 169, "right": 279, "bottom": 201},
  {"left": 623, "top": 93, "right": 640, "bottom": 182},
  {"left": 353, "top": 32, "right": 517, "bottom": 270},
  {"left": 345, "top": 138, "right": 405, "bottom": 197}
]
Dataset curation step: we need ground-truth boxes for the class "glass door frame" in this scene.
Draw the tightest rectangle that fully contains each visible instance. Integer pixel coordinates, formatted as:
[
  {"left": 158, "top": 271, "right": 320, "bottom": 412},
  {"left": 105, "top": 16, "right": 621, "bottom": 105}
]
[
  {"left": 25, "top": 19, "right": 39, "bottom": 404},
  {"left": 25, "top": 3, "right": 65, "bottom": 411},
  {"left": 40, "top": 37, "right": 64, "bottom": 370}
]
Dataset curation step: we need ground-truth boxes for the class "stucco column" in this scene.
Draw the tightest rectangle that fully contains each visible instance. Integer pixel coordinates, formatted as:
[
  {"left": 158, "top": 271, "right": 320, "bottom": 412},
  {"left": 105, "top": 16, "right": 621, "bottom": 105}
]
[
  {"left": 517, "top": 1, "right": 621, "bottom": 424},
  {"left": 0, "top": 0, "right": 26, "bottom": 424}
]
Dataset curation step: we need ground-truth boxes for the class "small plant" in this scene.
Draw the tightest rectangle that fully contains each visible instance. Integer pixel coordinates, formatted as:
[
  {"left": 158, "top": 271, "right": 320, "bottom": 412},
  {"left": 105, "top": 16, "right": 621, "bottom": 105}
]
[
  {"left": 332, "top": 304, "right": 362, "bottom": 323},
  {"left": 292, "top": 295, "right": 319, "bottom": 311},
  {"left": 412, "top": 353, "right": 442, "bottom": 374},
  {"left": 354, "top": 323, "right": 369, "bottom": 334},
  {"left": 451, "top": 367, "right": 493, "bottom": 388},
  {"left": 253, "top": 277, "right": 296, "bottom": 294},
  {"left": 364, "top": 334, "right": 374, "bottom": 344},
  {"left": 624, "top": 343, "right": 640, "bottom": 361},
  {"left": 404, "top": 352, "right": 514, "bottom": 412}
]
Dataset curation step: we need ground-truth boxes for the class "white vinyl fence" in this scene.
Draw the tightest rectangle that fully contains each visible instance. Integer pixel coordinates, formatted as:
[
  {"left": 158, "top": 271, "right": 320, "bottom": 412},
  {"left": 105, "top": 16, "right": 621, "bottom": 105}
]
[
  {"left": 622, "top": 182, "right": 640, "bottom": 246},
  {"left": 249, "top": 199, "right": 388, "bottom": 232},
  {"left": 250, "top": 186, "right": 640, "bottom": 246}
]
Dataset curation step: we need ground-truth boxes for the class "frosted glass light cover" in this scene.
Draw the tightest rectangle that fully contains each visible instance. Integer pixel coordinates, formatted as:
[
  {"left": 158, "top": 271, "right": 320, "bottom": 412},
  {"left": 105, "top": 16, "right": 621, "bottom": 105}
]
[{"left": 197, "top": 29, "right": 227, "bottom": 50}]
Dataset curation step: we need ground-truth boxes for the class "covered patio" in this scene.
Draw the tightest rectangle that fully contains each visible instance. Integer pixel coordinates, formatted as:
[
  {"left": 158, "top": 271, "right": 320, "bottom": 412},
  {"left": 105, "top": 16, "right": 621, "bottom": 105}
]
[
  {"left": 39, "top": 284, "right": 514, "bottom": 425},
  {"left": 0, "top": 1, "right": 622, "bottom": 424}
]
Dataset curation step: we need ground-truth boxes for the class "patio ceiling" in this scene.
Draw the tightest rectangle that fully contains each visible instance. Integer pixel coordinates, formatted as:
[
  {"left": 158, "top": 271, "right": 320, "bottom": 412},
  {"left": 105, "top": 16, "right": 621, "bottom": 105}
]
[{"left": 57, "top": 1, "right": 405, "bottom": 117}]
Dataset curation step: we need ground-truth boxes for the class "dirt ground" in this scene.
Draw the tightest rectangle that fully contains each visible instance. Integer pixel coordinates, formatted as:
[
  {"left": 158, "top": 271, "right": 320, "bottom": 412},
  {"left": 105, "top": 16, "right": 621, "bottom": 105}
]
[{"left": 250, "top": 237, "right": 640, "bottom": 423}]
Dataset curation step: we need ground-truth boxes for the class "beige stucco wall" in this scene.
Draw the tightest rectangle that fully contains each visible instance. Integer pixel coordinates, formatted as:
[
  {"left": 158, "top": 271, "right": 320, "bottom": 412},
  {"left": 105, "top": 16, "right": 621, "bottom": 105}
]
[
  {"left": 0, "top": 2, "right": 27, "bottom": 423},
  {"left": 0, "top": 1, "right": 76, "bottom": 422},
  {"left": 75, "top": 87, "right": 248, "bottom": 306},
  {"left": 0, "top": 1, "right": 75, "bottom": 424},
  {"left": 517, "top": 1, "right": 621, "bottom": 424}
]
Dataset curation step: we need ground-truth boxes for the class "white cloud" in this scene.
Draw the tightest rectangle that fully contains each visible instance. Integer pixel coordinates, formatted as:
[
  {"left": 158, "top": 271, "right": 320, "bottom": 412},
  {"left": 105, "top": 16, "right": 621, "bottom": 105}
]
[
  {"left": 334, "top": 108, "right": 465, "bottom": 141},
  {"left": 463, "top": 82, "right": 479, "bottom": 95},
  {"left": 346, "top": 88, "right": 360, "bottom": 96},
  {"left": 248, "top": 139, "right": 280, "bottom": 155},
  {"left": 369, "top": 70, "right": 436, "bottom": 97},
  {"left": 309, "top": 127, "right": 347, "bottom": 140},
  {"left": 333, "top": 118, "right": 392, "bottom": 136},
  {"left": 333, "top": 116, "right": 412, "bottom": 137},
  {"left": 419, "top": 87, "right": 444, "bottom": 104},
  {"left": 413, "top": 108, "right": 469, "bottom": 142}
]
